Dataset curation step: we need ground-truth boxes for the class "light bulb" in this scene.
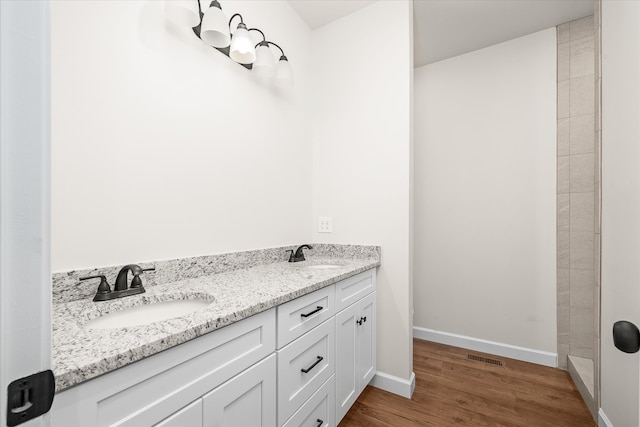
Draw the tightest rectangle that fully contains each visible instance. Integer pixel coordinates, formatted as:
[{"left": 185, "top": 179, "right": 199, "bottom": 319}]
[
  {"left": 275, "top": 56, "right": 294, "bottom": 86},
  {"left": 201, "top": 2, "right": 230, "bottom": 48},
  {"left": 253, "top": 43, "right": 276, "bottom": 80},
  {"left": 229, "top": 23, "right": 256, "bottom": 64}
]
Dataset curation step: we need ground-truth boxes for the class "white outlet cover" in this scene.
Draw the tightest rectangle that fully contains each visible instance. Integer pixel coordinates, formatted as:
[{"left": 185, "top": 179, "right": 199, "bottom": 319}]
[{"left": 318, "top": 216, "right": 332, "bottom": 233}]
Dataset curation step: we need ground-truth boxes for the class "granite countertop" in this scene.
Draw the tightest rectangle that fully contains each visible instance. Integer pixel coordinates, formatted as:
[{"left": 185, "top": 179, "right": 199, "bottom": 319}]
[{"left": 53, "top": 257, "right": 379, "bottom": 392}]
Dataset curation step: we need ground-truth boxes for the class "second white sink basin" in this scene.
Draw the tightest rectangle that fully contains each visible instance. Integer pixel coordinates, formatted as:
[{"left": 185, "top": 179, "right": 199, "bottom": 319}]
[{"left": 85, "top": 299, "right": 211, "bottom": 330}]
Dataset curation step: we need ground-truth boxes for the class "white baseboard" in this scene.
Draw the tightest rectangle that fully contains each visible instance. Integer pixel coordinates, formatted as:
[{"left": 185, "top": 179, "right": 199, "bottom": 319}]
[
  {"left": 413, "top": 326, "right": 557, "bottom": 368},
  {"left": 598, "top": 409, "right": 613, "bottom": 427},
  {"left": 370, "top": 371, "right": 416, "bottom": 399}
]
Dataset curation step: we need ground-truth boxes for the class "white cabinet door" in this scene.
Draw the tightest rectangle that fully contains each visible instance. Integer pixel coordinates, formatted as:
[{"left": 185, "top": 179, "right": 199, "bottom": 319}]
[
  {"left": 356, "top": 292, "right": 376, "bottom": 389},
  {"left": 155, "top": 400, "right": 203, "bottom": 427},
  {"left": 202, "top": 354, "right": 276, "bottom": 427},
  {"left": 335, "top": 303, "right": 359, "bottom": 424},
  {"left": 335, "top": 291, "right": 377, "bottom": 424}
]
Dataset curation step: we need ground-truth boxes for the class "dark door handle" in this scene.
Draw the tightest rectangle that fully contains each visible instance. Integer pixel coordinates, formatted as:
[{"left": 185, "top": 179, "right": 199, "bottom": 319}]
[
  {"left": 613, "top": 320, "right": 640, "bottom": 353},
  {"left": 301, "top": 356, "right": 324, "bottom": 373},
  {"left": 301, "top": 306, "right": 323, "bottom": 318},
  {"left": 316, "top": 419, "right": 323, "bottom": 427}
]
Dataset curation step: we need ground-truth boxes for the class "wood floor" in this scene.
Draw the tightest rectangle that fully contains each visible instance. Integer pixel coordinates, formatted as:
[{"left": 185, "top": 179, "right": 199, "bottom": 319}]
[{"left": 339, "top": 339, "right": 595, "bottom": 427}]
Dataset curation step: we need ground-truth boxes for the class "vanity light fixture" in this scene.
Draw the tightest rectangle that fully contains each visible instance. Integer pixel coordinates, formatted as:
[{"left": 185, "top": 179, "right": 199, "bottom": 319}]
[{"left": 165, "top": 0, "right": 294, "bottom": 86}]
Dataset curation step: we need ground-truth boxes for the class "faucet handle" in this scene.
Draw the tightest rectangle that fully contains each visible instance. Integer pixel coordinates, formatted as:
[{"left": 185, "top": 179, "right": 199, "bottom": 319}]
[
  {"left": 79, "top": 274, "right": 111, "bottom": 295},
  {"left": 131, "top": 266, "right": 155, "bottom": 289}
]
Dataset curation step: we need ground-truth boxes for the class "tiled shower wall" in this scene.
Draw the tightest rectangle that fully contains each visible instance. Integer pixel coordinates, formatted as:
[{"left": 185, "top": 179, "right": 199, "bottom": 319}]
[
  {"left": 594, "top": 0, "right": 602, "bottom": 406},
  {"left": 557, "top": 15, "right": 595, "bottom": 370}
]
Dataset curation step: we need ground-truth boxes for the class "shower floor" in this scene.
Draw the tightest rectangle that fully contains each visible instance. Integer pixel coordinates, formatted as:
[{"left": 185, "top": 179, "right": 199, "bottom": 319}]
[{"left": 568, "top": 355, "right": 596, "bottom": 419}]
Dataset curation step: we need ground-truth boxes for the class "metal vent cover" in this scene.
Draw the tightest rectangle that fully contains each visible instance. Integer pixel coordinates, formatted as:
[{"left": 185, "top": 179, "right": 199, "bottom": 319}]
[{"left": 467, "top": 353, "right": 504, "bottom": 367}]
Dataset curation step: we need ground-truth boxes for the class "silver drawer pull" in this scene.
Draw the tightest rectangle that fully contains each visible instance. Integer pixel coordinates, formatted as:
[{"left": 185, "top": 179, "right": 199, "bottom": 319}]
[
  {"left": 301, "top": 356, "right": 323, "bottom": 373},
  {"left": 301, "top": 306, "right": 323, "bottom": 318}
]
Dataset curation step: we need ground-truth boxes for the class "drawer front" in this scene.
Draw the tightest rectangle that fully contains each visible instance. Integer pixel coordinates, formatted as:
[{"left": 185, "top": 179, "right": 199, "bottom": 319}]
[
  {"left": 282, "top": 375, "right": 335, "bottom": 427},
  {"left": 202, "top": 354, "right": 276, "bottom": 427},
  {"left": 88, "top": 309, "right": 275, "bottom": 427},
  {"left": 277, "top": 318, "right": 335, "bottom": 426},
  {"left": 277, "top": 285, "right": 335, "bottom": 349},
  {"left": 335, "top": 269, "right": 376, "bottom": 313}
]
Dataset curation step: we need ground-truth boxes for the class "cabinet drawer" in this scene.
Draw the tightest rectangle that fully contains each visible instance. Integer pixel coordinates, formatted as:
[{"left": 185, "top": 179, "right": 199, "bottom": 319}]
[
  {"left": 282, "top": 375, "right": 335, "bottom": 427},
  {"left": 277, "top": 318, "right": 335, "bottom": 426},
  {"left": 277, "top": 285, "right": 335, "bottom": 349},
  {"left": 335, "top": 269, "right": 376, "bottom": 312}
]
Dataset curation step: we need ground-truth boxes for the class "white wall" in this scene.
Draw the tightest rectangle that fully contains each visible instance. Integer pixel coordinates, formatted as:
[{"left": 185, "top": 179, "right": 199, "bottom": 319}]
[
  {"left": 600, "top": 1, "right": 640, "bottom": 425},
  {"left": 51, "top": 0, "right": 312, "bottom": 271},
  {"left": 413, "top": 29, "right": 557, "bottom": 353},
  {"left": 311, "top": 1, "right": 414, "bottom": 381}
]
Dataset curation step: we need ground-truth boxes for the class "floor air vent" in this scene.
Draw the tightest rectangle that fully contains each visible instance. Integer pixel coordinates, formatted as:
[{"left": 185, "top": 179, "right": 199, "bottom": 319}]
[{"left": 467, "top": 353, "right": 504, "bottom": 367}]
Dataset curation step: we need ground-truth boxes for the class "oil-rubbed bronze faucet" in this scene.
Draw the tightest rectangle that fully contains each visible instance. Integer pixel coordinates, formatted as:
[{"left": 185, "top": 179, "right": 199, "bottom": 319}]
[
  {"left": 288, "top": 244, "right": 313, "bottom": 262},
  {"left": 80, "top": 264, "right": 155, "bottom": 302}
]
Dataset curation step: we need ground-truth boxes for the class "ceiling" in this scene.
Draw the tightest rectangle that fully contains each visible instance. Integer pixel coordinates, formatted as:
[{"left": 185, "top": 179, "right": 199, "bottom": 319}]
[
  {"left": 288, "top": 1, "right": 375, "bottom": 30},
  {"left": 289, "top": 0, "right": 594, "bottom": 68}
]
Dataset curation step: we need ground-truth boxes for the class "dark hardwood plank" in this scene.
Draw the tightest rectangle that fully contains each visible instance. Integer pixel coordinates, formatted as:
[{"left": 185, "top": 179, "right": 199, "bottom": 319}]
[{"left": 339, "top": 339, "right": 595, "bottom": 427}]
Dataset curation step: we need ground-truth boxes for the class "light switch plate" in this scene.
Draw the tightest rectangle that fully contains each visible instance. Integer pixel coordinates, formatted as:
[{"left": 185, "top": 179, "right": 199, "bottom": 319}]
[{"left": 318, "top": 217, "right": 332, "bottom": 233}]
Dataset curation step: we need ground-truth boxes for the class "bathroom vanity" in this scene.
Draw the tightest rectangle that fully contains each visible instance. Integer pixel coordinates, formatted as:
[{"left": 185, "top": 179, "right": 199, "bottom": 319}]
[{"left": 50, "top": 246, "right": 379, "bottom": 427}]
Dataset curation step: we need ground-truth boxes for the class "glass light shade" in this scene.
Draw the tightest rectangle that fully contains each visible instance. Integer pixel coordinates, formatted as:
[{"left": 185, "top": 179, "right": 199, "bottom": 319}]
[
  {"left": 252, "top": 44, "right": 276, "bottom": 80},
  {"left": 201, "top": 5, "right": 231, "bottom": 48},
  {"left": 229, "top": 24, "right": 256, "bottom": 64},
  {"left": 275, "top": 57, "right": 294, "bottom": 86},
  {"left": 164, "top": 0, "right": 200, "bottom": 27}
]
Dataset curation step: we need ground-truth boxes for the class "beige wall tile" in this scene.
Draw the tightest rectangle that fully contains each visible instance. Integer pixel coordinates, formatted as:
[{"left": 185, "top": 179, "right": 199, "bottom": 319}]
[
  {"left": 595, "top": 233, "right": 601, "bottom": 285},
  {"left": 570, "top": 230, "right": 595, "bottom": 270},
  {"left": 595, "top": 129, "right": 601, "bottom": 182},
  {"left": 595, "top": 78, "right": 601, "bottom": 131},
  {"left": 571, "top": 345, "right": 594, "bottom": 359},
  {"left": 570, "top": 153, "right": 595, "bottom": 192},
  {"left": 570, "top": 36, "right": 594, "bottom": 79},
  {"left": 558, "top": 193, "right": 570, "bottom": 230},
  {"left": 559, "top": 268, "right": 570, "bottom": 305},
  {"left": 595, "top": 179, "right": 601, "bottom": 233},
  {"left": 570, "top": 306, "right": 594, "bottom": 348},
  {"left": 570, "top": 115, "right": 594, "bottom": 155},
  {"left": 558, "top": 23, "right": 571, "bottom": 44},
  {"left": 558, "top": 80, "right": 570, "bottom": 119},
  {"left": 570, "top": 192, "right": 595, "bottom": 231},
  {"left": 558, "top": 42, "right": 570, "bottom": 82},
  {"left": 594, "top": 280, "right": 600, "bottom": 338},
  {"left": 558, "top": 156, "right": 570, "bottom": 193},
  {"left": 558, "top": 117, "right": 570, "bottom": 156},
  {"left": 559, "top": 304, "right": 570, "bottom": 334},
  {"left": 558, "top": 344, "right": 569, "bottom": 369},
  {"left": 570, "top": 15, "right": 594, "bottom": 41},
  {"left": 559, "top": 230, "right": 570, "bottom": 268},
  {"left": 570, "top": 75, "right": 595, "bottom": 116},
  {"left": 570, "top": 269, "right": 594, "bottom": 308}
]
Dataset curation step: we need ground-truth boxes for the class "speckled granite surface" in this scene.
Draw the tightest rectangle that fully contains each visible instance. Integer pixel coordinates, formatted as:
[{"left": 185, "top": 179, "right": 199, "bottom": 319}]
[
  {"left": 52, "top": 244, "right": 381, "bottom": 304},
  {"left": 52, "top": 248, "right": 380, "bottom": 393}
]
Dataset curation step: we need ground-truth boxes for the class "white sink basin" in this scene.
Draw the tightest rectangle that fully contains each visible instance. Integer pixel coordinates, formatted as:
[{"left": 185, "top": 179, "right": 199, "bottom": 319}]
[
  {"left": 305, "top": 264, "right": 342, "bottom": 269},
  {"left": 85, "top": 299, "right": 211, "bottom": 330}
]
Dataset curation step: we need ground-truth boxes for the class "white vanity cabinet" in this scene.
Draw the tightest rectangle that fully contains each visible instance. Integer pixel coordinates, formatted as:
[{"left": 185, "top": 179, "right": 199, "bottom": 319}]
[
  {"left": 51, "top": 268, "right": 376, "bottom": 427},
  {"left": 51, "top": 309, "right": 276, "bottom": 427},
  {"left": 335, "top": 272, "right": 377, "bottom": 424}
]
